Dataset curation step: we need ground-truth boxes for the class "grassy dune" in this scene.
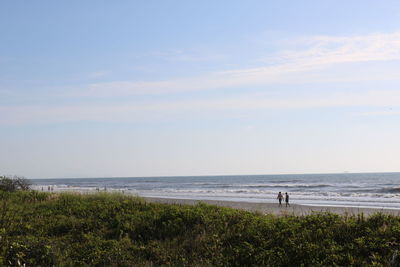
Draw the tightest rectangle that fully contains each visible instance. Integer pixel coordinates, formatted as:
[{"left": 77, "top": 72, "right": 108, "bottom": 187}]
[{"left": 1, "top": 191, "right": 399, "bottom": 266}]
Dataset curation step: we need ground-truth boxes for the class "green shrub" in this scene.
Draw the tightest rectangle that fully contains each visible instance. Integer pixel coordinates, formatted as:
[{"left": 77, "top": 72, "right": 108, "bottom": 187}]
[
  {"left": 0, "top": 191, "right": 400, "bottom": 266},
  {"left": 0, "top": 176, "right": 31, "bottom": 192}
]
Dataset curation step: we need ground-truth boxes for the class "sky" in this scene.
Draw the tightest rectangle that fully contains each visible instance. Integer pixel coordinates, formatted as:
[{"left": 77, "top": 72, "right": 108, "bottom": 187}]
[{"left": 1, "top": 1, "right": 400, "bottom": 178}]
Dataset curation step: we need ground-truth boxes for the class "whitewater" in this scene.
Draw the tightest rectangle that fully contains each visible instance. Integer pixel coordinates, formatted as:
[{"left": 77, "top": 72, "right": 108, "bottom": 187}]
[{"left": 31, "top": 172, "right": 400, "bottom": 209}]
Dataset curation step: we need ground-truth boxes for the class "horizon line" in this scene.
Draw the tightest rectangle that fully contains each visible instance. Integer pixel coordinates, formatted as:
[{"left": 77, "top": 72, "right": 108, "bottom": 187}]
[{"left": 29, "top": 171, "right": 400, "bottom": 180}]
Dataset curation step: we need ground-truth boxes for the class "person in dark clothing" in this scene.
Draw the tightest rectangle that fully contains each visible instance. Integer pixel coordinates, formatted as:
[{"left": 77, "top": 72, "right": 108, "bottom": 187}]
[
  {"left": 285, "top": 192, "right": 290, "bottom": 207},
  {"left": 277, "top": 192, "right": 283, "bottom": 206}
]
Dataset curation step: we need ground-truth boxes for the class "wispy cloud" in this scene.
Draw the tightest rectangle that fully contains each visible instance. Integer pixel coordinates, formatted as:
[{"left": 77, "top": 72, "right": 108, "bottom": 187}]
[
  {"left": 4, "top": 32, "right": 400, "bottom": 125},
  {"left": 278, "top": 32, "right": 400, "bottom": 66},
  {"left": 82, "top": 32, "right": 400, "bottom": 97},
  {"left": 3, "top": 90, "right": 400, "bottom": 125}
]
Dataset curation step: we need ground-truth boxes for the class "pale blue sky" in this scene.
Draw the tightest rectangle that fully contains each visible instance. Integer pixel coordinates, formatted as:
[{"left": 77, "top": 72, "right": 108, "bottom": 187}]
[{"left": 2, "top": 1, "right": 400, "bottom": 178}]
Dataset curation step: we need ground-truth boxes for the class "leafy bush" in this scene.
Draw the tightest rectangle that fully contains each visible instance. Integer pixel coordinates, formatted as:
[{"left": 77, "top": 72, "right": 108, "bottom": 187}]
[
  {"left": 0, "top": 192, "right": 399, "bottom": 266},
  {"left": 0, "top": 176, "right": 31, "bottom": 192}
]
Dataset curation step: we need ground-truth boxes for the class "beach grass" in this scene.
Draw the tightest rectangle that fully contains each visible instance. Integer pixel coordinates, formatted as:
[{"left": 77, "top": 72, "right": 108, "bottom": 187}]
[{"left": 1, "top": 191, "right": 399, "bottom": 266}]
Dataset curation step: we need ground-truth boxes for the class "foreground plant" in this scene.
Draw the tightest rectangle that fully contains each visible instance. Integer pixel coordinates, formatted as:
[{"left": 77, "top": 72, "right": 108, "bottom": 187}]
[{"left": 0, "top": 191, "right": 399, "bottom": 266}]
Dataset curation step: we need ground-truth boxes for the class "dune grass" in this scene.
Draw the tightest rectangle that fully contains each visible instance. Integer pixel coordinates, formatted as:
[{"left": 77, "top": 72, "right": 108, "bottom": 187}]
[{"left": 0, "top": 191, "right": 399, "bottom": 266}]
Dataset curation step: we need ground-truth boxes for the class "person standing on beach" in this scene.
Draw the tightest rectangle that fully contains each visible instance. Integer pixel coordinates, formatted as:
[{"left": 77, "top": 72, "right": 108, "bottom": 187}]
[
  {"left": 277, "top": 192, "right": 283, "bottom": 206},
  {"left": 285, "top": 192, "right": 290, "bottom": 207}
]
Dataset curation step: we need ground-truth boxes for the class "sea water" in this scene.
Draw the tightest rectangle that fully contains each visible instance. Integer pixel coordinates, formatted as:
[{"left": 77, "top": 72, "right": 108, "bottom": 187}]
[{"left": 31, "top": 172, "right": 400, "bottom": 209}]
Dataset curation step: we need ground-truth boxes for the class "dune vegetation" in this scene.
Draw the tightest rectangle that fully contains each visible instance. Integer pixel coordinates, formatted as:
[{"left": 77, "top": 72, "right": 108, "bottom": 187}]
[{"left": 1, "top": 190, "right": 400, "bottom": 266}]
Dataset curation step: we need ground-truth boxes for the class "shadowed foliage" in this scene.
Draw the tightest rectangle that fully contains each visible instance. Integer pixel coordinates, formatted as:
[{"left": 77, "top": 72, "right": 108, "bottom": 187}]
[{"left": 0, "top": 176, "right": 31, "bottom": 192}]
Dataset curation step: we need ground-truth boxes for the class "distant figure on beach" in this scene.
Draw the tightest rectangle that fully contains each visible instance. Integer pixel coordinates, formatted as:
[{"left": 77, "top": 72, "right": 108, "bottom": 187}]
[
  {"left": 277, "top": 192, "right": 283, "bottom": 206},
  {"left": 285, "top": 192, "right": 290, "bottom": 207}
]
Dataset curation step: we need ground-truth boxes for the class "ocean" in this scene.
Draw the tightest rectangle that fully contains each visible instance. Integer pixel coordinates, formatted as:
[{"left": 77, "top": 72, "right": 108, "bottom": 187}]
[{"left": 31, "top": 172, "right": 400, "bottom": 209}]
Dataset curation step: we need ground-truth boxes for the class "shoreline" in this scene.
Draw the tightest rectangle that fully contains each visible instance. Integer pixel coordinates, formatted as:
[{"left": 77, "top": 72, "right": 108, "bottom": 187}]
[
  {"left": 143, "top": 197, "right": 400, "bottom": 216},
  {"left": 30, "top": 187, "right": 400, "bottom": 216}
]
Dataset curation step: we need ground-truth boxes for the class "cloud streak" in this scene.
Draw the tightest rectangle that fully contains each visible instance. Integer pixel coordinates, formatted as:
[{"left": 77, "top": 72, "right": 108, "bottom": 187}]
[
  {"left": 3, "top": 89, "right": 400, "bottom": 125},
  {"left": 84, "top": 32, "right": 400, "bottom": 96},
  {"left": 4, "top": 32, "right": 400, "bottom": 125}
]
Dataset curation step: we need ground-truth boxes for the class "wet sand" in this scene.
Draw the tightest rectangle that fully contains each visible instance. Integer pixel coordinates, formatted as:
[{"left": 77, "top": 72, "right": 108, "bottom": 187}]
[{"left": 143, "top": 197, "right": 400, "bottom": 217}]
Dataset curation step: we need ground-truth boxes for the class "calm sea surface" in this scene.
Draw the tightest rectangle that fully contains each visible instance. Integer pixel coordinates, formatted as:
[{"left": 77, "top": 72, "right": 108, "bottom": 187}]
[{"left": 31, "top": 173, "right": 400, "bottom": 209}]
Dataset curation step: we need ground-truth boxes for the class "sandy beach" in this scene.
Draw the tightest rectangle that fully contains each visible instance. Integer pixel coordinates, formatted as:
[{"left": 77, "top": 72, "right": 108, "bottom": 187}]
[{"left": 144, "top": 197, "right": 400, "bottom": 217}]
